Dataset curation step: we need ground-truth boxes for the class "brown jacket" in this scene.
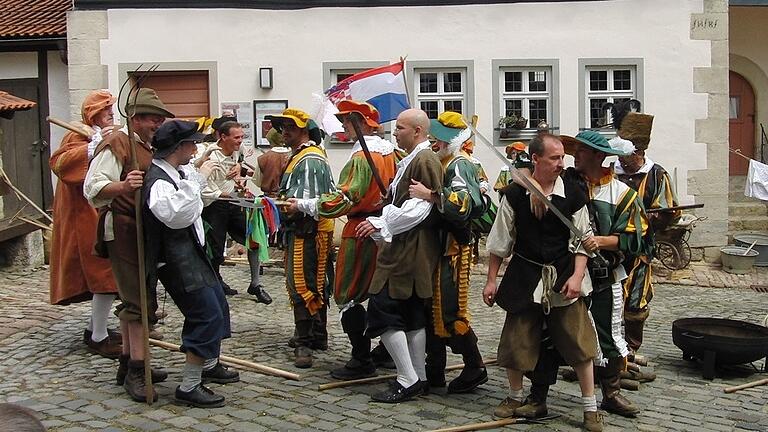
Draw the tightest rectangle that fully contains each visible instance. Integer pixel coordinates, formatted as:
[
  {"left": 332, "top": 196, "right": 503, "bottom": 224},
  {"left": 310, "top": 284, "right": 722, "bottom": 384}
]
[
  {"left": 257, "top": 148, "right": 291, "bottom": 196},
  {"left": 93, "top": 131, "right": 153, "bottom": 264},
  {"left": 369, "top": 148, "right": 443, "bottom": 299}
]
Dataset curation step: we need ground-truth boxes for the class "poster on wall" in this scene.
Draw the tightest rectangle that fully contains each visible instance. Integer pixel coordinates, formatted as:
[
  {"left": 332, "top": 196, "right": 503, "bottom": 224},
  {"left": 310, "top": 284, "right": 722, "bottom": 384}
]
[
  {"left": 220, "top": 101, "right": 255, "bottom": 164},
  {"left": 253, "top": 100, "right": 289, "bottom": 147}
]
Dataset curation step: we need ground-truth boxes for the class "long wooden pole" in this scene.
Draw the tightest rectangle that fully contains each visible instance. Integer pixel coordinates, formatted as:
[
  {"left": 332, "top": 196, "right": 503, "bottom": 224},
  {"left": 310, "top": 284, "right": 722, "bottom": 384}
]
[
  {"left": 724, "top": 378, "right": 768, "bottom": 394},
  {"left": 0, "top": 168, "right": 53, "bottom": 223},
  {"left": 318, "top": 358, "right": 497, "bottom": 391},
  {"left": 46, "top": 116, "right": 91, "bottom": 138},
  {"left": 426, "top": 415, "right": 556, "bottom": 432},
  {"left": 126, "top": 110, "right": 154, "bottom": 406},
  {"left": 149, "top": 338, "right": 301, "bottom": 381}
]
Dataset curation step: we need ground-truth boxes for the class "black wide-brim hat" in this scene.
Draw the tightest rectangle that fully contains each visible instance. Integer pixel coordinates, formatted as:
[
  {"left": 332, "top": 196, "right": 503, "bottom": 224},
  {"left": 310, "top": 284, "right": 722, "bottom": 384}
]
[{"left": 152, "top": 120, "right": 204, "bottom": 159}]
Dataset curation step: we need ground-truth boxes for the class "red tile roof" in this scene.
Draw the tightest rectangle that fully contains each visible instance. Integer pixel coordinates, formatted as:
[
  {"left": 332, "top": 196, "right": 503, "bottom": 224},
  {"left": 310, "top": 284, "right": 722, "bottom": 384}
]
[
  {"left": 0, "top": 91, "right": 37, "bottom": 113},
  {"left": 0, "top": 0, "right": 71, "bottom": 39}
]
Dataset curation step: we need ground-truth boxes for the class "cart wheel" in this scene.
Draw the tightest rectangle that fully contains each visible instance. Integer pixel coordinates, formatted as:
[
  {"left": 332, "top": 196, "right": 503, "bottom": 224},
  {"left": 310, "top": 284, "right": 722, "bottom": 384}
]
[
  {"left": 656, "top": 241, "right": 681, "bottom": 270},
  {"left": 677, "top": 239, "right": 692, "bottom": 269}
]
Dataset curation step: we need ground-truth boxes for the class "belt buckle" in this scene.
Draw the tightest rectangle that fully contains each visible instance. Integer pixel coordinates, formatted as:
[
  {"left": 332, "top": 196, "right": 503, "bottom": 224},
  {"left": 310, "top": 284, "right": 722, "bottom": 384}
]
[{"left": 592, "top": 266, "right": 609, "bottom": 279}]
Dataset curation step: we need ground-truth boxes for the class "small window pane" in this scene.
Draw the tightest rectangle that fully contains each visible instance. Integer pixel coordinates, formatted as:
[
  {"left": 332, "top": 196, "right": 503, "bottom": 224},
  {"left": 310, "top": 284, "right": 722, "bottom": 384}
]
[
  {"left": 421, "top": 100, "right": 439, "bottom": 119},
  {"left": 504, "top": 72, "right": 522, "bottom": 92},
  {"left": 613, "top": 69, "right": 631, "bottom": 91},
  {"left": 529, "top": 99, "right": 548, "bottom": 128},
  {"left": 444, "top": 100, "right": 463, "bottom": 114},
  {"left": 420, "top": 73, "right": 438, "bottom": 93},
  {"left": 529, "top": 71, "right": 547, "bottom": 92},
  {"left": 504, "top": 99, "right": 523, "bottom": 118},
  {"left": 730, "top": 96, "right": 740, "bottom": 119},
  {"left": 336, "top": 73, "right": 353, "bottom": 83},
  {"left": 444, "top": 72, "right": 462, "bottom": 93},
  {"left": 590, "top": 70, "right": 608, "bottom": 91},
  {"left": 590, "top": 98, "right": 608, "bottom": 128}
]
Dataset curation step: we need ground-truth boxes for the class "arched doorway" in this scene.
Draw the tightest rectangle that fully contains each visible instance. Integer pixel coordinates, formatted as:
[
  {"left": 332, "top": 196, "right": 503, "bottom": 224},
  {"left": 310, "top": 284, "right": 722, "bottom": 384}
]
[{"left": 729, "top": 71, "right": 756, "bottom": 176}]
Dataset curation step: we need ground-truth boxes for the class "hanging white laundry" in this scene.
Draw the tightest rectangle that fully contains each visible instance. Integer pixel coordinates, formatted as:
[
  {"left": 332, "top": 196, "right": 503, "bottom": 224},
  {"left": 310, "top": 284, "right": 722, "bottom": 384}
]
[{"left": 745, "top": 159, "right": 768, "bottom": 201}]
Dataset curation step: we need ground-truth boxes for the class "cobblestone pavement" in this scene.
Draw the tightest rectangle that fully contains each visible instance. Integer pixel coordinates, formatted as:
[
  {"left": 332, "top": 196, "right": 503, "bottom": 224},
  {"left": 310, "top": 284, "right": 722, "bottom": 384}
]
[{"left": 1, "top": 264, "right": 768, "bottom": 432}]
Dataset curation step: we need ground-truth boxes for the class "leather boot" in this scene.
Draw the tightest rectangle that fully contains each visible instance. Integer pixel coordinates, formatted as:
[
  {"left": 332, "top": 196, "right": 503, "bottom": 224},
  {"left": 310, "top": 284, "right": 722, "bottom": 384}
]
[
  {"left": 116, "top": 355, "right": 168, "bottom": 385},
  {"left": 447, "top": 330, "right": 487, "bottom": 393},
  {"left": 624, "top": 307, "right": 649, "bottom": 354},
  {"left": 425, "top": 328, "right": 447, "bottom": 388},
  {"left": 598, "top": 357, "right": 640, "bottom": 417},
  {"left": 124, "top": 360, "right": 158, "bottom": 403}
]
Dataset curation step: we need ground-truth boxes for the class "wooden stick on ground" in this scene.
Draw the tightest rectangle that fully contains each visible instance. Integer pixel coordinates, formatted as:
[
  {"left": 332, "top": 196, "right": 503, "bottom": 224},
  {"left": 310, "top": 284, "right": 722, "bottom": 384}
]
[
  {"left": 724, "top": 378, "right": 768, "bottom": 394},
  {"left": 149, "top": 338, "right": 301, "bottom": 381},
  {"left": 426, "top": 416, "right": 548, "bottom": 432},
  {"left": 318, "top": 358, "right": 497, "bottom": 391}
]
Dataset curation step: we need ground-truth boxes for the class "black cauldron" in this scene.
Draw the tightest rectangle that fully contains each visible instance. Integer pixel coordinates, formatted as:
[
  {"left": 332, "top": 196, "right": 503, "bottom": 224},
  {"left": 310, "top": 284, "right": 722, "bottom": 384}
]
[{"left": 672, "top": 318, "right": 768, "bottom": 380}]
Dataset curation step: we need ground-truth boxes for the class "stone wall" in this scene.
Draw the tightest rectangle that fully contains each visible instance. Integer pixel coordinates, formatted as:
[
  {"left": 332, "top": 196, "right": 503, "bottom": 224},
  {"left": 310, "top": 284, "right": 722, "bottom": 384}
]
[
  {"left": 688, "top": 0, "right": 730, "bottom": 260},
  {"left": 66, "top": 10, "right": 108, "bottom": 119}
]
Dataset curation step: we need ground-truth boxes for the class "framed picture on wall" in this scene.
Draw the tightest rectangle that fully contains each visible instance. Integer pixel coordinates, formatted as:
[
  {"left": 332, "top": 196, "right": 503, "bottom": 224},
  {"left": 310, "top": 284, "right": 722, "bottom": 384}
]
[{"left": 253, "top": 99, "right": 289, "bottom": 147}]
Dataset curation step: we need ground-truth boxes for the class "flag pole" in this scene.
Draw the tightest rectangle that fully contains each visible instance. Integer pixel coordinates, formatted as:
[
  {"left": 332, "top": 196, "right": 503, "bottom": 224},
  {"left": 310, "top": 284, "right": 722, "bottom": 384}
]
[{"left": 399, "top": 56, "right": 413, "bottom": 108}]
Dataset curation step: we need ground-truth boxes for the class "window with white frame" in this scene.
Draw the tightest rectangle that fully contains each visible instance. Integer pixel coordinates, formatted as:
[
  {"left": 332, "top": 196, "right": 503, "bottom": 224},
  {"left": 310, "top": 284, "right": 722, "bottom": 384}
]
[
  {"left": 414, "top": 69, "right": 466, "bottom": 119},
  {"left": 499, "top": 67, "right": 552, "bottom": 129},
  {"left": 585, "top": 66, "right": 636, "bottom": 128}
]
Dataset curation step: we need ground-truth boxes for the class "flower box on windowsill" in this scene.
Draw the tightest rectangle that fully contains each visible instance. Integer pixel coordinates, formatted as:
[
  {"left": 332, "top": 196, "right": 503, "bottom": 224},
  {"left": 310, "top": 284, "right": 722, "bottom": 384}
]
[{"left": 495, "top": 127, "right": 559, "bottom": 139}]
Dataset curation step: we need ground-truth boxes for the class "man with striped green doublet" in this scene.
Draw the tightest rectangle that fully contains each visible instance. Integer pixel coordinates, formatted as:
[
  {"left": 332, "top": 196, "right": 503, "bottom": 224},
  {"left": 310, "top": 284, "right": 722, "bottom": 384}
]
[
  {"left": 287, "top": 100, "right": 399, "bottom": 380},
  {"left": 563, "top": 130, "right": 649, "bottom": 418},
  {"left": 270, "top": 108, "right": 336, "bottom": 369}
]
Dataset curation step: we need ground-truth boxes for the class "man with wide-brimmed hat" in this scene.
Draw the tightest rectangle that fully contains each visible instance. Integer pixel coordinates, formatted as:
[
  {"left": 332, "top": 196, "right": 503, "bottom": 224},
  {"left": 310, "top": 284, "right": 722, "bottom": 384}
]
[
  {"left": 409, "top": 111, "right": 489, "bottom": 394},
  {"left": 142, "top": 119, "right": 238, "bottom": 407},
  {"left": 286, "top": 100, "right": 399, "bottom": 380},
  {"left": 614, "top": 111, "right": 678, "bottom": 378},
  {"left": 557, "top": 130, "right": 649, "bottom": 418},
  {"left": 50, "top": 90, "right": 121, "bottom": 359},
  {"left": 270, "top": 108, "right": 336, "bottom": 368},
  {"left": 84, "top": 87, "right": 174, "bottom": 403}
]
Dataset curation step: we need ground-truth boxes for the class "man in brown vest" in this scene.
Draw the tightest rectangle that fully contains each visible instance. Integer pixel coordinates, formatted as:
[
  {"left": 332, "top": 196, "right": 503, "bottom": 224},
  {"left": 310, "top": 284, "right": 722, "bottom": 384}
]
[
  {"left": 84, "top": 88, "right": 174, "bottom": 403},
  {"left": 356, "top": 108, "right": 443, "bottom": 403}
]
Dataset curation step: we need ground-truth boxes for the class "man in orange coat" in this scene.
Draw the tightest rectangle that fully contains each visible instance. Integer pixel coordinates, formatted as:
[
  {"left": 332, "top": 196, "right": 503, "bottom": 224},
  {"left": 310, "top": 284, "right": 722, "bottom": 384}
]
[{"left": 49, "top": 90, "right": 121, "bottom": 358}]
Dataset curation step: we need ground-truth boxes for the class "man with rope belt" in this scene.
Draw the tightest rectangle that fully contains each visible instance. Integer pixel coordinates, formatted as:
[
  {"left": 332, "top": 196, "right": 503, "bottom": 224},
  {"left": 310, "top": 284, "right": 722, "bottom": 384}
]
[
  {"left": 408, "top": 112, "right": 489, "bottom": 394},
  {"left": 84, "top": 88, "right": 173, "bottom": 403},
  {"left": 355, "top": 108, "right": 443, "bottom": 403},
  {"left": 483, "top": 133, "right": 603, "bottom": 431},
  {"left": 143, "top": 120, "right": 238, "bottom": 407},
  {"left": 614, "top": 111, "right": 679, "bottom": 369},
  {"left": 286, "top": 100, "right": 398, "bottom": 380},
  {"left": 273, "top": 108, "right": 336, "bottom": 368}
]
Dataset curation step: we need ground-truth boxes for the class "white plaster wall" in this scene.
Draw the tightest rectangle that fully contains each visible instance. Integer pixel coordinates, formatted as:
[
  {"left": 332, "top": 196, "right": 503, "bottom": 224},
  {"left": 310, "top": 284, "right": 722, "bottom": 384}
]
[
  {"left": 0, "top": 52, "right": 37, "bottom": 79},
  {"left": 98, "top": 0, "right": 710, "bottom": 201},
  {"left": 47, "top": 51, "right": 71, "bottom": 157}
]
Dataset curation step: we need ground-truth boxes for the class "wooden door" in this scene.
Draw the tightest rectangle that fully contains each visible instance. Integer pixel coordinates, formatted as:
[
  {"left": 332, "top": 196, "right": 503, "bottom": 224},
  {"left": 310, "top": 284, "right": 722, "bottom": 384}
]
[
  {"left": 0, "top": 79, "right": 47, "bottom": 241},
  {"left": 729, "top": 71, "right": 756, "bottom": 176}
]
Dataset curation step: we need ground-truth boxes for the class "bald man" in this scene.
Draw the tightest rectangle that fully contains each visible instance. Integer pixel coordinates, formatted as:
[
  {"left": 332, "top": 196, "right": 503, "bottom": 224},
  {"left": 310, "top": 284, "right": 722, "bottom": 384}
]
[{"left": 356, "top": 109, "right": 443, "bottom": 403}]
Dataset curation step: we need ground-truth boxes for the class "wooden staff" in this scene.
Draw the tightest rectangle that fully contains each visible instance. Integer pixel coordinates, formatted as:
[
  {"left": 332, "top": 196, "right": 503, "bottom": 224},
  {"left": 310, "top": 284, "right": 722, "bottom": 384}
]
[
  {"left": 724, "top": 378, "right": 768, "bottom": 394},
  {"left": 426, "top": 415, "right": 559, "bottom": 432},
  {"left": 0, "top": 167, "right": 53, "bottom": 223},
  {"left": 46, "top": 116, "right": 92, "bottom": 138},
  {"left": 125, "top": 106, "right": 154, "bottom": 405},
  {"left": 318, "top": 358, "right": 497, "bottom": 391},
  {"left": 149, "top": 338, "right": 301, "bottom": 381}
]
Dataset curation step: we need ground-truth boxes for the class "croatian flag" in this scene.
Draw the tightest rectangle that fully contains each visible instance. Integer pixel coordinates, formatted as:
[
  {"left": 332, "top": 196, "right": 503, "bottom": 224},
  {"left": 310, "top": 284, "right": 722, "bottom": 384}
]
[{"left": 325, "top": 61, "right": 410, "bottom": 123}]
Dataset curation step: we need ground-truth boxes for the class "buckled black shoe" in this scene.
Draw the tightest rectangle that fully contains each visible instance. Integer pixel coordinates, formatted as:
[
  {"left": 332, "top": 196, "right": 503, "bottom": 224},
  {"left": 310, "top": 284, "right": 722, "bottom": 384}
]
[
  {"left": 175, "top": 384, "right": 226, "bottom": 408},
  {"left": 331, "top": 358, "right": 377, "bottom": 380},
  {"left": 371, "top": 380, "right": 425, "bottom": 403},
  {"left": 247, "top": 284, "right": 272, "bottom": 304},
  {"left": 202, "top": 361, "right": 240, "bottom": 384},
  {"left": 447, "top": 367, "right": 488, "bottom": 394}
]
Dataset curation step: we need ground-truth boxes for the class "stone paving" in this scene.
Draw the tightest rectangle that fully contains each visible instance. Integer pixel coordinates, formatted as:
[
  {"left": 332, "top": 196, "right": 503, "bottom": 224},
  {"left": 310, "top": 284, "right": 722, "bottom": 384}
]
[{"left": 1, "top": 263, "right": 768, "bottom": 432}]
